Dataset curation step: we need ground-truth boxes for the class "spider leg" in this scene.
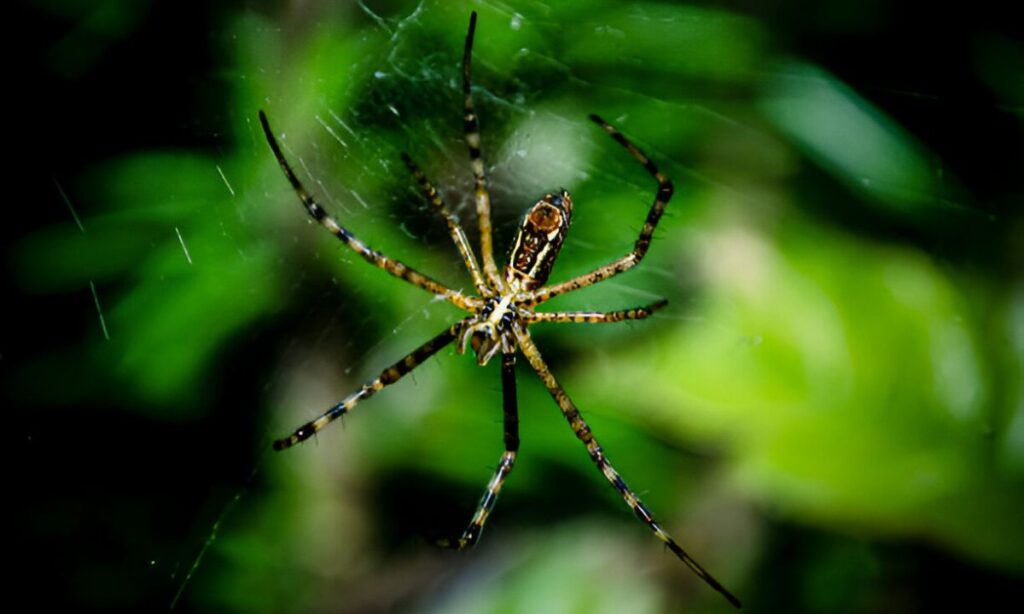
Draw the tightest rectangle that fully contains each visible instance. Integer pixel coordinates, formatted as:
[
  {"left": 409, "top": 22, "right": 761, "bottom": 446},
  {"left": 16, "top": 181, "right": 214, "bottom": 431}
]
[
  {"left": 259, "top": 111, "right": 482, "bottom": 313},
  {"left": 274, "top": 319, "right": 468, "bottom": 451},
  {"left": 524, "top": 299, "right": 668, "bottom": 324},
  {"left": 513, "top": 325, "right": 741, "bottom": 609},
  {"left": 527, "top": 115, "right": 674, "bottom": 306},
  {"left": 441, "top": 350, "right": 519, "bottom": 549},
  {"left": 400, "top": 153, "right": 490, "bottom": 296},
  {"left": 462, "top": 11, "right": 504, "bottom": 291}
]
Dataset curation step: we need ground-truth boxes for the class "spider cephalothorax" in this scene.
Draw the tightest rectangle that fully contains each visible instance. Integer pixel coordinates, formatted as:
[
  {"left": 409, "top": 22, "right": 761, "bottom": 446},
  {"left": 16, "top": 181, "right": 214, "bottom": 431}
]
[
  {"left": 458, "top": 295, "right": 518, "bottom": 366},
  {"left": 458, "top": 190, "right": 574, "bottom": 366},
  {"left": 259, "top": 10, "right": 739, "bottom": 609}
]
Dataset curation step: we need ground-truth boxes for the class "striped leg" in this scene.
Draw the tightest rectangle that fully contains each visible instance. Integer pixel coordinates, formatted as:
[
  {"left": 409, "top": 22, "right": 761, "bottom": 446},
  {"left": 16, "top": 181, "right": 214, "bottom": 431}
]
[
  {"left": 259, "top": 111, "right": 482, "bottom": 313},
  {"left": 513, "top": 325, "right": 741, "bottom": 609},
  {"left": 462, "top": 12, "right": 504, "bottom": 291},
  {"left": 528, "top": 114, "right": 674, "bottom": 306},
  {"left": 524, "top": 299, "right": 668, "bottom": 324},
  {"left": 400, "top": 152, "right": 490, "bottom": 296},
  {"left": 273, "top": 319, "right": 467, "bottom": 451},
  {"left": 441, "top": 350, "right": 520, "bottom": 549}
]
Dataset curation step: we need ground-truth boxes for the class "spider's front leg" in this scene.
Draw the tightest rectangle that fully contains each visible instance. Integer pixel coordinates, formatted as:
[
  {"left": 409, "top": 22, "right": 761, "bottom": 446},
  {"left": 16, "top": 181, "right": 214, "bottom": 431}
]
[
  {"left": 440, "top": 350, "right": 519, "bottom": 549},
  {"left": 513, "top": 325, "right": 742, "bottom": 609},
  {"left": 273, "top": 319, "right": 468, "bottom": 450}
]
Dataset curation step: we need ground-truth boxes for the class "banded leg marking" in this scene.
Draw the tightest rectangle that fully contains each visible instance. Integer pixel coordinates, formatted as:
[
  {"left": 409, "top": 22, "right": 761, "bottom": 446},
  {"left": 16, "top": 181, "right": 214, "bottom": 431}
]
[
  {"left": 528, "top": 114, "right": 674, "bottom": 306},
  {"left": 525, "top": 299, "right": 668, "bottom": 324},
  {"left": 462, "top": 12, "right": 503, "bottom": 290},
  {"left": 442, "top": 350, "right": 520, "bottom": 549},
  {"left": 273, "top": 319, "right": 467, "bottom": 451},
  {"left": 513, "top": 325, "right": 741, "bottom": 609},
  {"left": 259, "top": 111, "right": 482, "bottom": 313},
  {"left": 400, "top": 152, "right": 489, "bottom": 296}
]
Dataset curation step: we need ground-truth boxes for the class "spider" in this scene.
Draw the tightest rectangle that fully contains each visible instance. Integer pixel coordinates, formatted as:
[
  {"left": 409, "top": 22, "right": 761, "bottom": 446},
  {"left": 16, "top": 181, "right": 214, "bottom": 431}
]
[{"left": 259, "top": 12, "right": 740, "bottom": 609}]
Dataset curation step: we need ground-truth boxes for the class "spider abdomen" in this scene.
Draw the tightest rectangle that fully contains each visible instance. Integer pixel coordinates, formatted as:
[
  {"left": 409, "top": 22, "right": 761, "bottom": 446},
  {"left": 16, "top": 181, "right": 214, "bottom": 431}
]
[{"left": 505, "top": 191, "right": 573, "bottom": 292}]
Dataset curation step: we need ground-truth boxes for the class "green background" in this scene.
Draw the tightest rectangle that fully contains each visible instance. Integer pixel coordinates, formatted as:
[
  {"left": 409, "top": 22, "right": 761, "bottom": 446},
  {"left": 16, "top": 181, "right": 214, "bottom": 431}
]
[{"left": 10, "top": 0, "right": 1023, "bottom": 611}]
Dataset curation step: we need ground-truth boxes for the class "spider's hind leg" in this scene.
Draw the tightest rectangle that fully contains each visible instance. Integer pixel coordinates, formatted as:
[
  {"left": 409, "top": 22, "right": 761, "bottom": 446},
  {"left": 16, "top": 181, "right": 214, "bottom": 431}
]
[
  {"left": 258, "top": 110, "right": 481, "bottom": 312},
  {"left": 524, "top": 299, "right": 668, "bottom": 324},
  {"left": 462, "top": 11, "right": 503, "bottom": 291},
  {"left": 527, "top": 115, "right": 674, "bottom": 306},
  {"left": 400, "top": 152, "right": 489, "bottom": 296},
  {"left": 440, "top": 350, "right": 519, "bottom": 549}
]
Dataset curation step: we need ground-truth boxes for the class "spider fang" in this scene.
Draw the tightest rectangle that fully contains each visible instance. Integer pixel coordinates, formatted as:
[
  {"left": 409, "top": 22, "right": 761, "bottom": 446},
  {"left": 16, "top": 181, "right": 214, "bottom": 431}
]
[{"left": 459, "top": 296, "right": 515, "bottom": 366}]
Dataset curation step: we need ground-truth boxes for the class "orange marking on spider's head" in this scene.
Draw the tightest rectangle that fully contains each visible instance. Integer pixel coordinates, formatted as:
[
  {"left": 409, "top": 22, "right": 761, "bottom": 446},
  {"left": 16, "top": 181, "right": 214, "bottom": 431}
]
[{"left": 527, "top": 203, "right": 562, "bottom": 232}]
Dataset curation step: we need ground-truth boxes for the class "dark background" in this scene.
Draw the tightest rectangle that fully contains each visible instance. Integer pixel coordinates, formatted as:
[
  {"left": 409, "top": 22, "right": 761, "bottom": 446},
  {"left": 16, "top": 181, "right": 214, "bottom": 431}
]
[{"left": 9, "top": 0, "right": 1022, "bottom": 611}]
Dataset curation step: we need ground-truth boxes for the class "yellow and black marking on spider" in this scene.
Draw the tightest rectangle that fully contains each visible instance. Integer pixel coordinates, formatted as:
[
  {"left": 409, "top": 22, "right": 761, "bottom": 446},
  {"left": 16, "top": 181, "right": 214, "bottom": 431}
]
[{"left": 260, "top": 11, "right": 740, "bottom": 609}]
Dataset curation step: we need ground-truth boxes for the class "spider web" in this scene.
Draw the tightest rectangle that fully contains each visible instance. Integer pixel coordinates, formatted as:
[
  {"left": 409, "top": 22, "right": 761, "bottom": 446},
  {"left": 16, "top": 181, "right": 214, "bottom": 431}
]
[
  {"left": 23, "top": 0, "right": 1020, "bottom": 610},
  {"left": 168, "top": 3, "right": 701, "bottom": 610}
]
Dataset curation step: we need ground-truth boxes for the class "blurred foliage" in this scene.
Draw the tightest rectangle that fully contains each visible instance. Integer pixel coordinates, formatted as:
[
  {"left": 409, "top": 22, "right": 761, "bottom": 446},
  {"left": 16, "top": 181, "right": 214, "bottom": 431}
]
[{"left": 11, "top": 0, "right": 1023, "bottom": 612}]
